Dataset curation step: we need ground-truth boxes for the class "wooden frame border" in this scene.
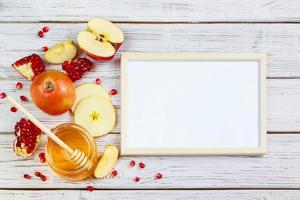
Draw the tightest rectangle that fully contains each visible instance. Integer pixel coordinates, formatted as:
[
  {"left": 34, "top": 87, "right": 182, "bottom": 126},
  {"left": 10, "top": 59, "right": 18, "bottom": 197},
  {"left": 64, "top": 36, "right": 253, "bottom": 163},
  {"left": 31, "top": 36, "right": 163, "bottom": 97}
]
[{"left": 121, "top": 53, "right": 267, "bottom": 156}]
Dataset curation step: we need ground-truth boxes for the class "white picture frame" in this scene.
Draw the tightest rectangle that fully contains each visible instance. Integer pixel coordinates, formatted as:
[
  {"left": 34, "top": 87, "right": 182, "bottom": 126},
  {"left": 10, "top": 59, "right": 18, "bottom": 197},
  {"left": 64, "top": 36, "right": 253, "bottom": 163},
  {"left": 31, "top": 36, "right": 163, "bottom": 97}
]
[{"left": 121, "top": 53, "right": 267, "bottom": 156}]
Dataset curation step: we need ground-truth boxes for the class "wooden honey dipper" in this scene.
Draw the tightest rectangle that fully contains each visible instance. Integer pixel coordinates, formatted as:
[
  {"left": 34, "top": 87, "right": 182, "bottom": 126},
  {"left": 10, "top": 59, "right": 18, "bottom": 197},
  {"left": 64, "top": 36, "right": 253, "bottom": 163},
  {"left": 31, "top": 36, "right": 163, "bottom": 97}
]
[{"left": 6, "top": 96, "right": 93, "bottom": 171}]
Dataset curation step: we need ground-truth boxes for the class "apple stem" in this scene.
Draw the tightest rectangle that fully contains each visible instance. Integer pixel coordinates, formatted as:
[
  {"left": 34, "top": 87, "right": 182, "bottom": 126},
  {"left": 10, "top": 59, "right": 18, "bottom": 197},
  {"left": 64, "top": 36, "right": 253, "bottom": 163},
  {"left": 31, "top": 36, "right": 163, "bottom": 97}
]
[{"left": 45, "top": 81, "right": 54, "bottom": 92}]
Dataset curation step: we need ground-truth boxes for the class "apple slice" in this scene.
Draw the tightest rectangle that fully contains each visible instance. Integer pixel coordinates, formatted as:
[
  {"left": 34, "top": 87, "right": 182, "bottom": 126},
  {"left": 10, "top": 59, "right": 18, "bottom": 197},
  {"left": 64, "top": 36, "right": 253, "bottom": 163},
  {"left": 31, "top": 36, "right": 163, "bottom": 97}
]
[
  {"left": 45, "top": 40, "right": 77, "bottom": 64},
  {"left": 94, "top": 145, "right": 119, "bottom": 178},
  {"left": 77, "top": 18, "right": 124, "bottom": 61},
  {"left": 74, "top": 95, "right": 116, "bottom": 137},
  {"left": 71, "top": 83, "right": 111, "bottom": 113}
]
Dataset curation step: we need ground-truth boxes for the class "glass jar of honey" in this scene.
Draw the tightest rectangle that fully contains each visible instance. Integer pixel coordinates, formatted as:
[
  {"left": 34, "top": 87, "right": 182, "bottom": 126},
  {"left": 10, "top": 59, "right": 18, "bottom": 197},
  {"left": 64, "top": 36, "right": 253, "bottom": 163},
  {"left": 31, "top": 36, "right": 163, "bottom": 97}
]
[{"left": 45, "top": 123, "right": 99, "bottom": 181}]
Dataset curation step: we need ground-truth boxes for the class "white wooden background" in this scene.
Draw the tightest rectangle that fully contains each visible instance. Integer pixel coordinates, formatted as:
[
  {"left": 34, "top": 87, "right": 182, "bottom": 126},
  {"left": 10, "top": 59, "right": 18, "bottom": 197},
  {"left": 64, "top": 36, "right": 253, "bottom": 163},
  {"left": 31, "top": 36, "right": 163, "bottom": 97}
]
[{"left": 1, "top": 0, "right": 300, "bottom": 199}]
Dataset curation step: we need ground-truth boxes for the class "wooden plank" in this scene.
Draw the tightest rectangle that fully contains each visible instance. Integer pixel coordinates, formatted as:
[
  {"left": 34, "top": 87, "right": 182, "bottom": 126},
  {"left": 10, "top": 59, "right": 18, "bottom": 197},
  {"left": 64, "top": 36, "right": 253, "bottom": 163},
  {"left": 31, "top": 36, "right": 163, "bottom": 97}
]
[
  {"left": 1, "top": 190, "right": 300, "bottom": 200},
  {"left": 0, "top": 190, "right": 79, "bottom": 200},
  {"left": 1, "top": 0, "right": 300, "bottom": 22},
  {"left": 0, "top": 78, "right": 299, "bottom": 133},
  {"left": 0, "top": 134, "right": 300, "bottom": 189},
  {"left": 1, "top": 24, "right": 300, "bottom": 132},
  {"left": 1, "top": 23, "right": 300, "bottom": 77}
]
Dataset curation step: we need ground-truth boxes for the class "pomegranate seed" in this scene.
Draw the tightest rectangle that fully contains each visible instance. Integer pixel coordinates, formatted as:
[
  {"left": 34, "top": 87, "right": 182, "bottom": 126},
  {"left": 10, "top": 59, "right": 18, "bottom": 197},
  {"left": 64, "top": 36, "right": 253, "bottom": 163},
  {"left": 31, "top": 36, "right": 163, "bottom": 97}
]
[
  {"left": 111, "top": 170, "right": 118, "bottom": 177},
  {"left": 40, "top": 175, "right": 47, "bottom": 182},
  {"left": 38, "top": 31, "right": 44, "bottom": 38},
  {"left": 34, "top": 171, "right": 42, "bottom": 177},
  {"left": 86, "top": 185, "right": 94, "bottom": 192},
  {"left": 39, "top": 152, "right": 45, "bottom": 159},
  {"left": 129, "top": 160, "right": 135, "bottom": 167},
  {"left": 95, "top": 78, "right": 101, "bottom": 85},
  {"left": 134, "top": 177, "right": 140, "bottom": 182},
  {"left": 23, "top": 174, "right": 31, "bottom": 179},
  {"left": 139, "top": 162, "right": 145, "bottom": 169},
  {"left": 109, "top": 89, "right": 117, "bottom": 96},
  {"left": 42, "top": 26, "right": 49, "bottom": 33},
  {"left": 41, "top": 46, "right": 48, "bottom": 52},
  {"left": 10, "top": 106, "right": 17, "bottom": 112},
  {"left": 16, "top": 82, "right": 23, "bottom": 90},
  {"left": 40, "top": 157, "right": 46, "bottom": 163},
  {"left": 0, "top": 92, "right": 6, "bottom": 99},
  {"left": 20, "top": 95, "right": 28, "bottom": 102},
  {"left": 155, "top": 172, "right": 163, "bottom": 180}
]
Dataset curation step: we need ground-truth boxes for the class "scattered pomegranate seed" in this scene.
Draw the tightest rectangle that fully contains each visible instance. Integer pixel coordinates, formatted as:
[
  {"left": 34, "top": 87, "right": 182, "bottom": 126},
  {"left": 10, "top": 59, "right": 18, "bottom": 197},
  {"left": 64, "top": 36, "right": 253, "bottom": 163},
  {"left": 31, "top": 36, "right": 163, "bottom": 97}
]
[
  {"left": 39, "top": 152, "right": 46, "bottom": 163},
  {"left": 139, "top": 162, "right": 145, "bottom": 169},
  {"left": 41, "top": 46, "right": 48, "bottom": 52},
  {"left": 129, "top": 160, "right": 135, "bottom": 167},
  {"left": 10, "top": 106, "right": 17, "bottom": 112},
  {"left": 111, "top": 170, "right": 118, "bottom": 177},
  {"left": 16, "top": 82, "right": 23, "bottom": 90},
  {"left": 109, "top": 89, "right": 117, "bottom": 96},
  {"left": 34, "top": 171, "right": 42, "bottom": 177},
  {"left": 40, "top": 157, "right": 46, "bottom": 163},
  {"left": 86, "top": 185, "right": 94, "bottom": 192},
  {"left": 38, "top": 31, "right": 44, "bottom": 38},
  {"left": 155, "top": 172, "right": 163, "bottom": 180},
  {"left": 42, "top": 26, "right": 49, "bottom": 33},
  {"left": 95, "top": 78, "right": 101, "bottom": 85},
  {"left": 40, "top": 175, "right": 47, "bottom": 182},
  {"left": 0, "top": 92, "right": 6, "bottom": 99},
  {"left": 39, "top": 152, "right": 45, "bottom": 159},
  {"left": 20, "top": 95, "right": 28, "bottom": 102},
  {"left": 23, "top": 174, "right": 31, "bottom": 179},
  {"left": 134, "top": 176, "right": 140, "bottom": 182}
]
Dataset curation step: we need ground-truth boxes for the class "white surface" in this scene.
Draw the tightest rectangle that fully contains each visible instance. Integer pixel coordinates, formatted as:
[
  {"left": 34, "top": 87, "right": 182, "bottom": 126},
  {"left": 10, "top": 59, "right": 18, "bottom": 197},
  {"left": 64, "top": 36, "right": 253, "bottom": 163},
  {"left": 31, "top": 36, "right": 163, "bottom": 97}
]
[
  {"left": 0, "top": 0, "right": 299, "bottom": 197},
  {"left": 126, "top": 60, "right": 260, "bottom": 148}
]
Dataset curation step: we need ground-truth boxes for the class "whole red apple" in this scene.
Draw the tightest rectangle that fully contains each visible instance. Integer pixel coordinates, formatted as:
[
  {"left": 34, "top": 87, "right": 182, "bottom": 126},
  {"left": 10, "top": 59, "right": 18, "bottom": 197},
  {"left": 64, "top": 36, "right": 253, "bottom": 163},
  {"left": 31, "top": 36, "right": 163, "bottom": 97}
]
[{"left": 30, "top": 70, "right": 76, "bottom": 115}]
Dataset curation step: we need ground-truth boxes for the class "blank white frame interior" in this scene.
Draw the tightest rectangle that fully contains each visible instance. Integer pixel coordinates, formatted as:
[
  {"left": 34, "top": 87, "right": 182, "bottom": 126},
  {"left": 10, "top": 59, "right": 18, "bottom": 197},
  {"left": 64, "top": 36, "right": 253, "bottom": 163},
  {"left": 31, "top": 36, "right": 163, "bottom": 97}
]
[{"left": 121, "top": 53, "right": 267, "bottom": 156}]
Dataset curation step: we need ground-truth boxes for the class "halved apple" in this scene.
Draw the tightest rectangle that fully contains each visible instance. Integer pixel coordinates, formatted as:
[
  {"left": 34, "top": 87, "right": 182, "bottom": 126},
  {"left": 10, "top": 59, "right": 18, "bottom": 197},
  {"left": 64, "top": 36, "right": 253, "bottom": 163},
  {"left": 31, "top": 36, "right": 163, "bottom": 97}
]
[
  {"left": 77, "top": 18, "right": 124, "bottom": 61},
  {"left": 45, "top": 40, "right": 77, "bottom": 64},
  {"left": 71, "top": 83, "right": 112, "bottom": 113},
  {"left": 74, "top": 95, "right": 116, "bottom": 137},
  {"left": 94, "top": 145, "right": 119, "bottom": 178}
]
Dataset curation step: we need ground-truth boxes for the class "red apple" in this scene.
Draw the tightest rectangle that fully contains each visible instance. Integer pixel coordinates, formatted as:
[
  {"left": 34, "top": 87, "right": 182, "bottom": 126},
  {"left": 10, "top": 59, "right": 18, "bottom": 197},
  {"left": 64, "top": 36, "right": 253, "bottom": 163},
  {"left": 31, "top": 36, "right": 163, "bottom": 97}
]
[
  {"left": 30, "top": 70, "right": 76, "bottom": 115},
  {"left": 77, "top": 18, "right": 124, "bottom": 61}
]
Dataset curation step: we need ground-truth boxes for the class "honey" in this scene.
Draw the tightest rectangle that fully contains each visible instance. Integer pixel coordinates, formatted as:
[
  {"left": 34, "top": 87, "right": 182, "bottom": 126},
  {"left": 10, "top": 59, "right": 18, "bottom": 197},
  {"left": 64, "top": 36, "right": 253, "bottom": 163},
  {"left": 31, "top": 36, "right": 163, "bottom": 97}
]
[{"left": 45, "top": 123, "right": 99, "bottom": 181}]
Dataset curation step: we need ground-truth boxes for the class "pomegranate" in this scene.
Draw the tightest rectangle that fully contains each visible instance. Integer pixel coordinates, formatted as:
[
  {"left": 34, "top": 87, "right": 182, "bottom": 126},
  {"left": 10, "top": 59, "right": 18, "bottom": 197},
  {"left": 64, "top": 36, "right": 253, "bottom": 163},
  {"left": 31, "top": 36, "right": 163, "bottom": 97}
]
[
  {"left": 86, "top": 186, "right": 94, "bottom": 192},
  {"left": 111, "top": 170, "right": 118, "bottom": 177},
  {"left": 42, "top": 26, "right": 49, "bottom": 33},
  {"left": 129, "top": 160, "right": 135, "bottom": 167},
  {"left": 13, "top": 118, "right": 42, "bottom": 157},
  {"left": 134, "top": 177, "right": 140, "bottom": 182},
  {"left": 38, "top": 31, "right": 44, "bottom": 38},
  {"left": 155, "top": 173, "right": 163, "bottom": 180},
  {"left": 62, "top": 57, "right": 93, "bottom": 81},
  {"left": 109, "top": 89, "right": 117, "bottom": 96},
  {"left": 30, "top": 70, "right": 76, "bottom": 115},
  {"left": 12, "top": 54, "right": 45, "bottom": 81},
  {"left": 139, "top": 162, "right": 145, "bottom": 169}
]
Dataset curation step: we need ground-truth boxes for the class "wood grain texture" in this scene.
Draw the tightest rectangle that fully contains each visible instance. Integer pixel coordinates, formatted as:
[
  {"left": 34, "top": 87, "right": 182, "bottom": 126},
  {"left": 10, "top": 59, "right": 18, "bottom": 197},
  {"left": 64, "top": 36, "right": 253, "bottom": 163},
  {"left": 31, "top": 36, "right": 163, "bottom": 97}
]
[
  {"left": 1, "top": 190, "right": 300, "bottom": 200},
  {"left": 1, "top": 0, "right": 300, "bottom": 22},
  {"left": 0, "top": 78, "right": 299, "bottom": 133},
  {"left": 1, "top": 23, "right": 300, "bottom": 132},
  {"left": 2, "top": 23, "right": 300, "bottom": 77},
  {"left": 0, "top": 190, "right": 78, "bottom": 200},
  {"left": 0, "top": 134, "right": 300, "bottom": 189}
]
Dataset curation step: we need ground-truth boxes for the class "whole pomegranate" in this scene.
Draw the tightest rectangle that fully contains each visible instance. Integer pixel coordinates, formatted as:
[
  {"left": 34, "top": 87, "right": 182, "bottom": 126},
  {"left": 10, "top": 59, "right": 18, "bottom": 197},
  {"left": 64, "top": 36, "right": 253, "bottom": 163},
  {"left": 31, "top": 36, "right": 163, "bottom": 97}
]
[{"left": 30, "top": 70, "right": 76, "bottom": 115}]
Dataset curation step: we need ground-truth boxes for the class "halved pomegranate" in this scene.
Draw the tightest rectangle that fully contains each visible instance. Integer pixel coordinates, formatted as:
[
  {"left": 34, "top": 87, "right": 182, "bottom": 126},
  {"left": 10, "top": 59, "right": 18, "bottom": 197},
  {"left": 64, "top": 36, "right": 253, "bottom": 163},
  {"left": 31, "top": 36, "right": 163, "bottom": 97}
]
[{"left": 13, "top": 118, "right": 42, "bottom": 157}]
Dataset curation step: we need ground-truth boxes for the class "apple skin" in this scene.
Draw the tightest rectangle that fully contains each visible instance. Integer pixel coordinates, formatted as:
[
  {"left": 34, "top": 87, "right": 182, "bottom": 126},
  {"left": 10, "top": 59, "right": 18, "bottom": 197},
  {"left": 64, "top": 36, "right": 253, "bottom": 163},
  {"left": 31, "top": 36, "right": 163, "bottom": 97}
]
[
  {"left": 30, "top": 70, "right": 76, "bottom": 115},
  {"left": 79, "top": 42, "right": 122, "bottom": 61}
]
